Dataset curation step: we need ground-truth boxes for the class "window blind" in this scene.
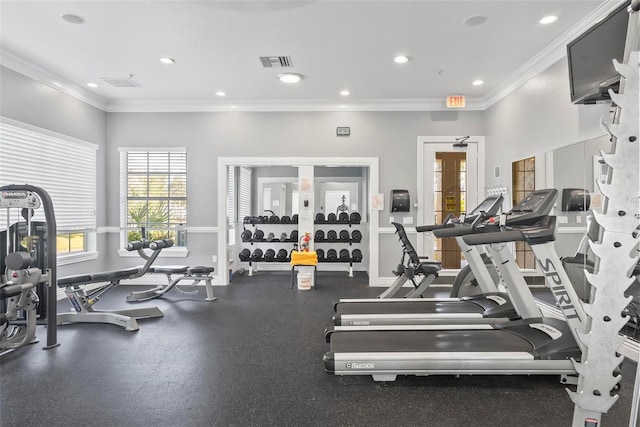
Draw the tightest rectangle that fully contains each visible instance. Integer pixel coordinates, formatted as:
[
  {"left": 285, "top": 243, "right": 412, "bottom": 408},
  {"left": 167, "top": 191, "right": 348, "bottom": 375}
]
[
  {"left": 238, "top": 167, "right": 252, "bottom": 221},
  {"left": 0, "top": 118, "right": 97, "bottom": 232}
]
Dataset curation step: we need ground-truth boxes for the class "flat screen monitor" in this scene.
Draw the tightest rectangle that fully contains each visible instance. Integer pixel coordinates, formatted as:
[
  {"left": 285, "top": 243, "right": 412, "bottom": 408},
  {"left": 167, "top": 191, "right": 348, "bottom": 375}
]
[{"left": 567, "top": 1, "right": 629, "bottom": 104}]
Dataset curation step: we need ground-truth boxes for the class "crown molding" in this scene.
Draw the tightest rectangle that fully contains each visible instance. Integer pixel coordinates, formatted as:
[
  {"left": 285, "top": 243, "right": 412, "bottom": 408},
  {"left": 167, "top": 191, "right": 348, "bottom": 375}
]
[
  {"left": 105, "top": 98, "right": 486, "bottom": 113},
  {"left": 0, "top": 47, "right": 107, "bottom": 111},
  {"left": 1, "top": 0, "right": 625, "bottom": 114},
  {"left": 482, "top": 0, "right": 628, "bottom": 109}
]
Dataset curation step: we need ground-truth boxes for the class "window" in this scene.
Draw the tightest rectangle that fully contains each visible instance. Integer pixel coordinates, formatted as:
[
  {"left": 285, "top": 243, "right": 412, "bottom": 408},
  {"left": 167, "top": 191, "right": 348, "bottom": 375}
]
[
  {"left": 0, "top": 117, "right": 97, "bottom": 262},
  {"left": 238, "top": 167, "right": 252, "bottom": 221},
  {"left": 227, "top": 166, "right": 236, "bottom": 246},
  {"left": 512, "top": 156, "right": 536, "bottom": 269},
  {"left": 119, "top": 148, "right": 187, "bottom": 247}
]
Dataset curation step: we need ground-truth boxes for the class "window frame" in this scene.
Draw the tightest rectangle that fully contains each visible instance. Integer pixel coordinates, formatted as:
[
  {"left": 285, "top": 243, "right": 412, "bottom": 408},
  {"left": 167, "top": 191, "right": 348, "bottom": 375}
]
[{"left": 118, "top": 147, "right": 189, "bottom": 258}]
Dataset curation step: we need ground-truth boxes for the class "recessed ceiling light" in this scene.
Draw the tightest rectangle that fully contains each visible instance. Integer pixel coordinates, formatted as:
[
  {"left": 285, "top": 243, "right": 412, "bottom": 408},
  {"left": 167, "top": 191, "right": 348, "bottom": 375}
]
[
  {"left": 61, "top": 14, "right": 84, "bottom": 24},
  {"left": 278, "top": 73, "right": 303, "bottom": 83},
  {"left": 393, "top": 55, "right": 410, "bottom": 64},
  {"left": 230, "top": 105, "right": 238, "bottom": 109},
  {"left": 340, "top": 105, "right": 348, "bottom": 108},
  {"left": 86, "top": 82, "right": 98, "bottom": 88},
  {"left": 216, "top": 91, "right": 227, "bottom": 97},
  {"left": 340, "top": 90, "right": 350, "bottom": 96},
  {"left": 472, "top": 80, "right": 484, "bottom": 86},
  {"left": 463, "top": 15, "right": 488, "bottom": 27},
  {"left": 160, "top": 57, "right": 175, "bottom": 64},
  {"left": 539, "top": 15, "right": 558, "bottom": 25}
]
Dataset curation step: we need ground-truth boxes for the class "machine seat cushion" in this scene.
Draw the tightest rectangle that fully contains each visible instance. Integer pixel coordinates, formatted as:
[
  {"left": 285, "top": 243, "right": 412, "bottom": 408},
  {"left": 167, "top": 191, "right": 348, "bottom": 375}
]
[
  {"left": 150, "top": 266, "right": 189, "bottom": 275},
  {"left": 58, "top": 274, "right": 94, "bottom": 287},
  {"left": 415, "top": 263, "right": 440, "bottom": 276},
  {"left": 91, "top": 268, "right": 140, "bottom": 283},
  {"left": 188, "top": 266, "right": 215, "bottom": 275}
]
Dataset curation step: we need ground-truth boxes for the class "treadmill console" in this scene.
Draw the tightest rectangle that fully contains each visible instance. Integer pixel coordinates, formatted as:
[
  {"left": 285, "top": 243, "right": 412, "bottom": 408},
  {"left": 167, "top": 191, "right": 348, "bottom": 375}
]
[
  {"left": 505, "top": 189, "right": 558, "bottom": 226},
  {"left": 465, "top": 195, "right": 503, "bottom": 223}
]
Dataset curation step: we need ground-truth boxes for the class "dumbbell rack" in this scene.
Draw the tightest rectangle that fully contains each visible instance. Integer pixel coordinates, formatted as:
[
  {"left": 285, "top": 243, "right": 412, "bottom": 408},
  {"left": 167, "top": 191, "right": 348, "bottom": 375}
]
[
  {"left": 314, "top": 213, "right": 363, "bottom": 278},
  {"left": 239, "top": 215, "right": 299, "bottom": 277}
]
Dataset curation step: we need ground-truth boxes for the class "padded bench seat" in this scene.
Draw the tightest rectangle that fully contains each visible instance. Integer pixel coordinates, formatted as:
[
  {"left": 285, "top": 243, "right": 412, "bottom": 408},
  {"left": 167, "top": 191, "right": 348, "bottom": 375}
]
[
  {"left": 58, "top": 268, "right": 140, "bottom": 287},
  {"left": 149, "top": 266, "right": 189, "bottom": 275}
]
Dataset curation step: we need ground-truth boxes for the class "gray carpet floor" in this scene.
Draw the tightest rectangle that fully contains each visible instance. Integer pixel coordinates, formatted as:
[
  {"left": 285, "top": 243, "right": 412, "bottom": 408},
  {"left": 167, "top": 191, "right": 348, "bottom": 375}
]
[{"left": 1, "top": 271, "right": 637, "bottom": 427}]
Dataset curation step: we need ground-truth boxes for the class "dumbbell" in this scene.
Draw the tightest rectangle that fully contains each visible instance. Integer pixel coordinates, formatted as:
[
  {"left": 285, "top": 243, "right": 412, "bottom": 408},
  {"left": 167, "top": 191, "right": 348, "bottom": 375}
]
[
  {"left": 290, "top": 230, "right": 299, "bottom": 242},
  {"left": 263, "top": 249, "right": 276, "bottom": 262},
  {"left": 351, "top": 230, "right": 362, "bottom": 243},
  {"left": 339, "top": 230, "right": 350, "bottom": 242},
  {"left": 292, "top": 214, "right": 298, "bottom": 223},
  {"left": 327, "top": 213, "right": 337, "bottom": 223},
  {"left": 326, "top": 249, "right": 338, "bottom": 262},
  {"left": 276, "top": 249, "right": 288, "bottom": 262},
  {"left": 350, "top": 212, "right": 361, "bottom": 224},
  {"left": 268, "top": 215, "right": 280, "bottom": 224},
  {"left": 280, "top": 215, "right": 291, "bottom": 224},
  {"left": 326, "top": 230, "right": 337, "bottom": 242},
  {"left": 243, "top": 216, "right": 257, "bottom": 224},
  {"left": 339, "top": 249, "right": 350, "bottom": 261},
  {"left": 241, "top": 229, "right": 253, "bottom": 242},
  {"left": 316, "top": 248, "right": 325, "bottom": 262},
  {"left": 314, "top": 230, "right": 325, "bottom": 242},
  {"left": 239, "top": 248, "right": 251, "bottom": 261},
  {"left": 251, "top": 249, "right": 263, "bottom": 261},
  {"left": 338, "top": 212, "right": 349, "bottom": 223},
  {"left": 253, "top": 229, "right": 265, "bottom": 241},
  {"left": 351, "top": 249, "right": 363, "bottom": 262},
  {"left": 266, "top": 232, "right": 275, "bottom": 242},
  {"left": 315, "top": 213, "right": 325, "bottom": 223}
]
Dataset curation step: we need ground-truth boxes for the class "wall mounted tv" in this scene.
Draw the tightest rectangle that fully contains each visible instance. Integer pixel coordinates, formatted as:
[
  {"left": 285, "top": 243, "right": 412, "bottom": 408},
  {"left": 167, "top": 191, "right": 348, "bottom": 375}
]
[{"left": 567, "top": 1, "right": 630, "bottom": 104}]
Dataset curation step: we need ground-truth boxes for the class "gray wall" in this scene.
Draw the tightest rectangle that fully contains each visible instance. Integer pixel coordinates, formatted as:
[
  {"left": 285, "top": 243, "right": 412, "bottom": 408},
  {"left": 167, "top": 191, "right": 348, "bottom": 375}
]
[
  {"left": 483, "top": 58, "right": 611, "bottom": 257},
  {"left": 2, "top": 55, "right": 611, "bottom": 276},
  {"left": 107, "top": 110, "right": 486, "bottom": 273},
  {"left": 0, "top": 66, "right": 108, "bottom": 276}
]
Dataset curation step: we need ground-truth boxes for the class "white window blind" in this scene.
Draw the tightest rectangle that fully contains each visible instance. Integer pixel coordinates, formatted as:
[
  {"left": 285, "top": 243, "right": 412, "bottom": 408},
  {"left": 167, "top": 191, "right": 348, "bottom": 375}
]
[
  {"left": 227, "top": 166, "right": 235, "bottom": 228},
  {"left": 227, "top": 166, "right": 236, "bottom": 246},
  {"left": 0, "top": 117, "right": 97, "bottom": 232},
  {"left": 238, "top": 167, "right": 252, "bottom": 221},
  {"left": 119, "top": 148, "right": 187, "bottom": 244}
]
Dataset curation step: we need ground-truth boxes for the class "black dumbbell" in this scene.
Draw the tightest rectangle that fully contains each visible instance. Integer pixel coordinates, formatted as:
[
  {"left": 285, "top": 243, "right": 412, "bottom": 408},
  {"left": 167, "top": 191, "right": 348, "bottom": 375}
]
[
  {"left": 268, "top": 215, "right": 280, "bottom": 224},
  {"left": 350, "top": 212, "right": 361, "bottom": 224},
  {"left": 251, "top": 249, "right": 263, "bottom": 261},
  {"left": 292, "top": 214, "right": 298, "bottom": 223},
  {"left": 326, "top": 249, "right": 338, "bottom": 262},
  {"left": 351, "top": 230, "right": 362, "bottom": 243},
  {"left": 315, "top": 213, "right": 325, "bottom": 223},
  {"left": 253, "top": 229, "right": 265, "bottom": 241},
  {"left": 327, "top": 230, "right": 337, "bottom": 242},
  {"left": 276, "top": 249, "right": 288, "bottom": 262},
  {"left": 316, "top": 248, "right": 325, "bottom": 262},
  {"left": 263, "top": 249, "right": 276, "bottom": 262},
  {"left": 339, "top": 249, "right": 350, "bottom": 261},
  {"left": 339, "top": 230, "right": 350, "bottom": 242},
  {"left": 351, "top": 249, "right": 363, "bottom": 262},
  {"left": 314, "top": 230, "right": 325, "bottom": 242},
  {"left": 327, "top": 213, "right": 337, "bottom": 223},
  {"left": 239, "top": 248, "right": 251, "bottom": 261},
  {"left": 280, "top": 215, "right": 291, "bottom": 224},
  {"left": 241, "top": 229, "right": 252, "bottom": 242},
  {"left": 290, "top": 230, "right": 299, "bottom": 242},
  {"left": 338, "top": 212, "right": 349, "bottom": 223}
]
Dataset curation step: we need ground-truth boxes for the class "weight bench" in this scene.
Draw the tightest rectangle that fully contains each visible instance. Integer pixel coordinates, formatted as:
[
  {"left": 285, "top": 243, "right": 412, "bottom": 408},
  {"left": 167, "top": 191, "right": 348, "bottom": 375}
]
[
  {"left": 126, "top": 265, "right": 216, "bottom": 302},
  {"left": 57, "top": 239, "right": 171, "bottom": 331}
]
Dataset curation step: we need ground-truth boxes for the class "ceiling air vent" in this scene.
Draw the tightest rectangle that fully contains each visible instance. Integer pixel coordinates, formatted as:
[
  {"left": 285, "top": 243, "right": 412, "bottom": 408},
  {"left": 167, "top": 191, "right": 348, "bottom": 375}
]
[
  {"left": 100, "top": 76, "right": 141, "bottom": 88},
  {"left": 260, "top": 56, "right": 292, "bottom": 68}
]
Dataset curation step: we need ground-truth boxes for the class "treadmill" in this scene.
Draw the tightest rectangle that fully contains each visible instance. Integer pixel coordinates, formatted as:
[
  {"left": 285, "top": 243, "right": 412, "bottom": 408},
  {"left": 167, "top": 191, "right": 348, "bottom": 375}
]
[
  {"left": 376, "top": 195, "right": 504, "bottom": 299},
  {"left": 333, "top": 192, "right": 551, "bottom": 326},
  {"left": 324, "top": 189, "right": 586, "bottom": 382}
]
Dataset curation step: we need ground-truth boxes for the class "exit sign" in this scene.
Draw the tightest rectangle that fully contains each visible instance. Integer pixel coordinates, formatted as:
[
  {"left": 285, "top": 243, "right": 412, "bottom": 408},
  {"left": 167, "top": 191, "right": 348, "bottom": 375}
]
[{"left": 446, "top": 95, "right": 466, "bottom": 108}]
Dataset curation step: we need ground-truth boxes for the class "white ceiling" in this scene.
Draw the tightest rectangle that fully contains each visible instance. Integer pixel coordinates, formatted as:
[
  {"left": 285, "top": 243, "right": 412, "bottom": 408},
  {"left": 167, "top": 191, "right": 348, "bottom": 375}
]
[{"left": 0, "top": 0, "right": 623, "bottom": 112}]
